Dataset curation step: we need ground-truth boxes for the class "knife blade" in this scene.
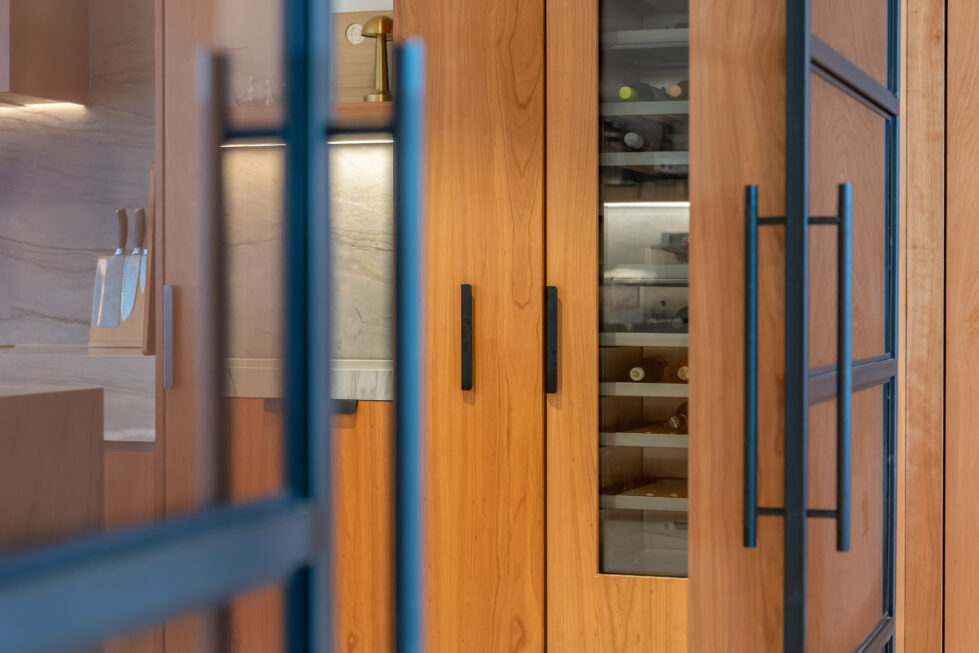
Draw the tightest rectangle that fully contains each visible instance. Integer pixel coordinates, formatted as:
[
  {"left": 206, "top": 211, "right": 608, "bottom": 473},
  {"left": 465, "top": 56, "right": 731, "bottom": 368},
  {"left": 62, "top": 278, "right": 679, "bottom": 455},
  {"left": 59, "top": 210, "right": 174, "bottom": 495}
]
[
  {"left": 90, "top": 209, "right": 128, "bottom": 327},
  {"left": 120, "top": 208, "right": 144, "bottom": 321}
]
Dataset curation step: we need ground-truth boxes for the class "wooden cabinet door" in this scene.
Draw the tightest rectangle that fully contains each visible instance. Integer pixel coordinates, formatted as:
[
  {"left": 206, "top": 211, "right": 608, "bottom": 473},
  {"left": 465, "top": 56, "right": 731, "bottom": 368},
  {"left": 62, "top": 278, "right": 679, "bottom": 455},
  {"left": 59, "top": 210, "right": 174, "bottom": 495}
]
[
  {"left": 397, "top": 1, "right": 547, "bottom": 651},
  {"left": 546, "top": 1, "right": 689, "bottom": 650},
  {"left": 690, "top": 0, "right": 901, "bottom": 651}
]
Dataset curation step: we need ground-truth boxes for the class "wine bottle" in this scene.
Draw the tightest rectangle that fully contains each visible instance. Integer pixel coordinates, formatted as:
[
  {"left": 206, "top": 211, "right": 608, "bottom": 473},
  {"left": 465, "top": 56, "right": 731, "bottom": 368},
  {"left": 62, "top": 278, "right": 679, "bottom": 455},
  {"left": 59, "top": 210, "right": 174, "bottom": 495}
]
[
  {"left": 667, "top": 401, "right": 688, "bottom": 432},
  {"left": 623, "top": 131, "right": 645, "bottom": 150},
  {"left": 618, "top": 83, "right": 670, "bottom": 102},
  {"left": 626, "top": 355, "right": 668, "bottom": 383},
  {"left": 668, "top": 79, "right": 689, "bottom": 100},
  {"left": 675, "top": 362, "right": 689, "bottom": 383}
]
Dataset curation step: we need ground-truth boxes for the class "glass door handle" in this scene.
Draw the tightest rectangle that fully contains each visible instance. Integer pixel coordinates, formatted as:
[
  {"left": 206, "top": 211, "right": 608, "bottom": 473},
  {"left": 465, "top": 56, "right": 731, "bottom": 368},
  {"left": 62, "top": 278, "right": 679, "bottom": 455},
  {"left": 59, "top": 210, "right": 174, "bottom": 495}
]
[
  {"left": 461, "top": 284, "right": 473, "bottom": 390},
  {"left": 545, "top": 286, "right": 557, "bottom": 394},
  {"left": 742, "top": 183, "right": 853, "bottom": 551}
]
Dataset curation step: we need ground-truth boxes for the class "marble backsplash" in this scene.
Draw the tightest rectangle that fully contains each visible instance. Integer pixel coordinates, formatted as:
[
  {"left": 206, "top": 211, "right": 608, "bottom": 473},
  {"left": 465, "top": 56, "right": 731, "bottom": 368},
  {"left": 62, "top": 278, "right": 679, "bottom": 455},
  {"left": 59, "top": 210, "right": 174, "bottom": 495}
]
[
  {"left": 225, "top": 142, "right": 394, "bottom": 361},
  {"left": 0, "top": 0, "right": 155, "bottom": 346}
]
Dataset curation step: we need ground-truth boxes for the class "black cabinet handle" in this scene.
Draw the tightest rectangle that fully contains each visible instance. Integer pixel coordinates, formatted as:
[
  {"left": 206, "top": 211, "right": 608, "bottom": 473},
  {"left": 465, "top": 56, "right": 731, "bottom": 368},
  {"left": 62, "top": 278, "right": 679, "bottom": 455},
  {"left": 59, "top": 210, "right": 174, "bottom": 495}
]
[
  {"left": 835, "top": 183, "right": 853, "bottom": 552},
  {"left": 461, "top": 284, "right": 473, "bottom": 390},
  {"left": 742, "top": 183, "right": 853, "bottom": 552},
  {"left": 545, "top": 286, "right": 557, "bottom": 394},
  {"left": 743, "top": 186, "right": 759, "bottom": 548}
]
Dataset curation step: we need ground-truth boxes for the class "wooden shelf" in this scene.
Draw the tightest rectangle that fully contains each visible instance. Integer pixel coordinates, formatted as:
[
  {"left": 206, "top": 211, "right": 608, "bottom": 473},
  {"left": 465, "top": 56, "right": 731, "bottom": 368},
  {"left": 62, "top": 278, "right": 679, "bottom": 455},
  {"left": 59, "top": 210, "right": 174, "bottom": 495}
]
[
  {"left": 227, "top": 102, "right": 393, "bottom": 134},
  {"left": 600, "top": 431, "right": 688, "bottom": 448},
  {"left": 601, "top": 478, "right": 688, "bottom": 511},
  {"left": 599, "top": 381, "right": 688, "bottom": 398},
  {"left": 604, "top": 263, "right": 689, "bottom": 285},
  {"left": 599, "top": 332, "right": 688, "bottom": 347},
  {"left": 333, "top": 102, "right": 393, "bottom": 130},
  {"left": 602, "top": 101, "right": 688, "bottom": 116}
]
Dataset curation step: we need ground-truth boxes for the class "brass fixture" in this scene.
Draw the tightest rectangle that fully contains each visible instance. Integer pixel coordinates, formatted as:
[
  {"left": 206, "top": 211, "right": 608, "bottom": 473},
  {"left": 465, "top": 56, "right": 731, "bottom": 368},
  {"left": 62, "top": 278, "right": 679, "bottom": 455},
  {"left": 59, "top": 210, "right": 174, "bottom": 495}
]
[{"left": 362, "top": 15, "right": 394, "bottom": 102}]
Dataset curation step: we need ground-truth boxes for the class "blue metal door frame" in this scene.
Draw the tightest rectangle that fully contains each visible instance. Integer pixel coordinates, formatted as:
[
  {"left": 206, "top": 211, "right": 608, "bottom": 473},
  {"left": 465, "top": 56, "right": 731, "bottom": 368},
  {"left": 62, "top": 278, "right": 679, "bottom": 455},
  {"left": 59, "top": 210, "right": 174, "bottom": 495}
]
[
  {"left": 0, "top": 1, "right": 426, "bottom": 651},
  {"left": 781, "top": 1, "right": 901, "bottom": 651}
]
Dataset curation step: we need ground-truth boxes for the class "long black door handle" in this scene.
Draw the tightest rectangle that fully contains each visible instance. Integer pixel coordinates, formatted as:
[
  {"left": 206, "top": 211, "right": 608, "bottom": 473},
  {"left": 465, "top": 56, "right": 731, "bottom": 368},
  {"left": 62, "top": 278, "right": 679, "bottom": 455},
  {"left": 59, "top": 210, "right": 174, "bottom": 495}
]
[
  {"left": 461, "top": 284, "right": 473, "bottom": 390},
  {"left": 545, "top": 286, "right": 557, "bottom": 394},
  {"left": 743, "top": 185, "right": 759, "bottom": 548}
]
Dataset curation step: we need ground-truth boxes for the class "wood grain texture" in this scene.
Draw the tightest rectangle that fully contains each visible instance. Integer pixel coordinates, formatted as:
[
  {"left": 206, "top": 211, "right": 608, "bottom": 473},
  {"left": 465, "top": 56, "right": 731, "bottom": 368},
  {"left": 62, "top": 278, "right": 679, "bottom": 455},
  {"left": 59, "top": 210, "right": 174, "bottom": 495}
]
[
  {"left": 545, "top": 0, "right": 687, "bottom": 650},
  {"left": 806, "top": 389, "right": 884, "bottom": 651},
  {"left": 807, "top": 76, "right": 886, "bottom": 371},
  {"left": 104, "top": 442, "right": 158, "bottom": 528},
  {"left": 901, "top": 0, "right": 944, "bottom": 650},
  {"left": 226, "top": 398, "right": 284, "bottom": 653},
  {"left": 811, "top": 0, "right": 887, "bottom": 86},
  {"left": 688, "top": 0, "right": 786, "bottom": 650},
  {"left": 104, "top": 442, "right": 163, "bottom": 653},
  {"left": 221, "top": 398, "right": 393, "bottom": 653},
  {"left": 397, "top": 0, "right": 546, "bottom": 651},
  {"left": 0, "top": 387, "right": 103, "bottom": 551},
  {"left": 162, "top": 1, "right": 213, "bottom": 650},
  {"left": 806, "top": 77, "right": 886, "bottom": 527},
  {"left": 946, "top": 0, "right": 979, "bottom": 648},
  {"left": 335, "top": 401, "right": 393, "bottom": 653},
  {"left": 3, "top": 0, "right": 89, "bottom": 103}
]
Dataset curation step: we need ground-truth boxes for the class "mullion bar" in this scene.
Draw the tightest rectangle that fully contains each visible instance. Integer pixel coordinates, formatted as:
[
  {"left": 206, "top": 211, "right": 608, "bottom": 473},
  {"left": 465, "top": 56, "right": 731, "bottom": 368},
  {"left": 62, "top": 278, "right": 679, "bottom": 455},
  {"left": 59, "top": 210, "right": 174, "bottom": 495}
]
[
  {"left": 282, "top": 0, "right": 322, "bottom": 651},
  {"left": 0, "top": 500, "right": 312, "bottom": 653},
  {"left": 810, "top": 35, "right": 899, "bottom": 117},
  {"left": 808, "top": 356, "right": 897, "bottom": 404},
  {"left": 784, "top": 0, "right": 810, "bottom": 650}
]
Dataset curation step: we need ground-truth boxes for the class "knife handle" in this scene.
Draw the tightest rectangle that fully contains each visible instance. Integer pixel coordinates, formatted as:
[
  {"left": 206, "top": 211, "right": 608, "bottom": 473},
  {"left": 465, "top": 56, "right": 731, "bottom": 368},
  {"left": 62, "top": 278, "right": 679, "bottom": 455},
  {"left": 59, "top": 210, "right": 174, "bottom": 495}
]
[
  {"left": 115, "top": 208, "right": 128, "bottom": 255},
  {"left": 133, "top": 208, "right": 147, "bottom": 254}
]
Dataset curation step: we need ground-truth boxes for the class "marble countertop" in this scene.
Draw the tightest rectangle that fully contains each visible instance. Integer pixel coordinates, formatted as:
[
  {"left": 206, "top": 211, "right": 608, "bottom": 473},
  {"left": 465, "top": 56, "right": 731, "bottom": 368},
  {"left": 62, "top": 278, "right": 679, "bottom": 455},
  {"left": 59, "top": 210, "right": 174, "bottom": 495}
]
[
  {"left": 0, "top": 345, "right": 155, "bottom": 442},
  {"left": 225, "top": 358, "right": 393, "bottom": 401},
  {"left": 0, "top": 348, "right": 392, "bottom": 445}
]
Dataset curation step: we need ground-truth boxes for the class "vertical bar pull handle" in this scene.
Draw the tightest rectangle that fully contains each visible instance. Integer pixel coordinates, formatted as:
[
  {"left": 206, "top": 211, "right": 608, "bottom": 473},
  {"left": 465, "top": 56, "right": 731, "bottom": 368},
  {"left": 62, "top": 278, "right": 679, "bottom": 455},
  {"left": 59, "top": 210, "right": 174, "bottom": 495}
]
[
  {"left": 545, "top": 286, "right": 558, "bottom": 394},
  {"left": 162, "top": 285, "right": 174, "bottom": 389},
  {"left": 836, "top": 183, "right": 853, "bottom": 552},
  {"left": 743, "top": 185, "right": 759, "bottom": 548},
  {"left": 461, "top": 284, "right": 473, "bottom": 390},
  {"left": 393, "top": 40, "right": 426, "bottom": 653}
]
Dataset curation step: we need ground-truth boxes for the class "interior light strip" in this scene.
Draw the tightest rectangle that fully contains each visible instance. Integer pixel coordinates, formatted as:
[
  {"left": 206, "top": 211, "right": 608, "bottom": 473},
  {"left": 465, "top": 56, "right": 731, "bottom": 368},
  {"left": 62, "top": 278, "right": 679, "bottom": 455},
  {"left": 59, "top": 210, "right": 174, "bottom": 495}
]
[{"left": 220, "top": 138, "right": 395, "bottom": 149}]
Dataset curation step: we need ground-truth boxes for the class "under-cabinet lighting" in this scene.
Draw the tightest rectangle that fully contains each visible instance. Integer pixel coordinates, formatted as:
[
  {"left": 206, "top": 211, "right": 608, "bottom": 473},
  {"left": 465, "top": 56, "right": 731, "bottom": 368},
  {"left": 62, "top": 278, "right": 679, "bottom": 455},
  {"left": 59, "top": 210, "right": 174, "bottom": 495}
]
[
  {"left": 221, "top": 138, "right": 395, "bottom": 149},
  {"left": 0, "top": 101, "right": 86, "bottom": 111},
  {"left": 605, "top": 201, "right": 691, "bottom": 208}
]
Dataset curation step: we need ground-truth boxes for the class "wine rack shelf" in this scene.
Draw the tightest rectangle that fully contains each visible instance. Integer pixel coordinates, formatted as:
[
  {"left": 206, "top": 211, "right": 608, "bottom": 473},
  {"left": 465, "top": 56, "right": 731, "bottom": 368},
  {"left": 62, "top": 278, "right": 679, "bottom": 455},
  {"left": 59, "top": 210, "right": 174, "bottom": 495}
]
[
  {"left": 600, "top": 151, "right": 689, "bottom": 167},
  {"left": 601, "top": 28, "right": 689, "bottom": 50},
  {"left": 599, "top": 382, "right": 688, "bottom": 398},
  {"left": 600, "top": 431, "right": 688, "bottom": 448},
  {"left": 599, "top": 332, "right": 689, "bottom": 347},
  {"left": 602, "top": 100, "right": 689, "bottom": 116},
  {"left": 600, "top": 494, "right": 689, "bottom": 512}
]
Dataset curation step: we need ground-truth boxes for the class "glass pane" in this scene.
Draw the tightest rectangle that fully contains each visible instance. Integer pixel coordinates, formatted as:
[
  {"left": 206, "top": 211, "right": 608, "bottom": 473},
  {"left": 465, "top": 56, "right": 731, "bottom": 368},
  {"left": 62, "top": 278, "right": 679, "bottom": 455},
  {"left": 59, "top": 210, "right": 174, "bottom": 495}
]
[
  {"left": 0, "top": 0, "right": 157, "bottom": 552},
  {"left": 598, "top": 0, "right": 690, "bottom": 577},
  {"left": 808, "top": 75, "right": 887, "bottom": 369},
  {"left": 806, "top": 386, "right": 887, "bottom": 650},
  {"left": 99, "top": 582, "right": 285, "bottom": 653}
]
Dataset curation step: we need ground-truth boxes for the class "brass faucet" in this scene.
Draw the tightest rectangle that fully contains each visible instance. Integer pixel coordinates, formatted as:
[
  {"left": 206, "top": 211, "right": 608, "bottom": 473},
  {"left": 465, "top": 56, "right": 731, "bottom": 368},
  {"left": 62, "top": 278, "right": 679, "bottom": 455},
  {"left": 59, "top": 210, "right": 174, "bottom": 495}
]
[{"left": 362, "top": 15, "right": 393, "bottom": 102}]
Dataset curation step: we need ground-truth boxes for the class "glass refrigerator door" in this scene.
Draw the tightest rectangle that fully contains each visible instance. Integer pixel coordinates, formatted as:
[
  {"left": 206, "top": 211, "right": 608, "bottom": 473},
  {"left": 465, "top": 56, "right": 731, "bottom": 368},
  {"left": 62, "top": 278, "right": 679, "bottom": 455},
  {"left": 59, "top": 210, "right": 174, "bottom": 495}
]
[{"left": 598, "top": 0, "right": 690, "bottom": 577}]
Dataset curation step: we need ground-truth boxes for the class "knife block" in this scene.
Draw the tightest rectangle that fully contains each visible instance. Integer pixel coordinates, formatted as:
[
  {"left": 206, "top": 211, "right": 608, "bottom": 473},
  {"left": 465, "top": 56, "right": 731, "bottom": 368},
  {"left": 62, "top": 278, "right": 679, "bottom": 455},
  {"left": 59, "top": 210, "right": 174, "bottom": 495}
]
[{"left": 89, "top": 285, "right": 146, "bottom": 349}]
